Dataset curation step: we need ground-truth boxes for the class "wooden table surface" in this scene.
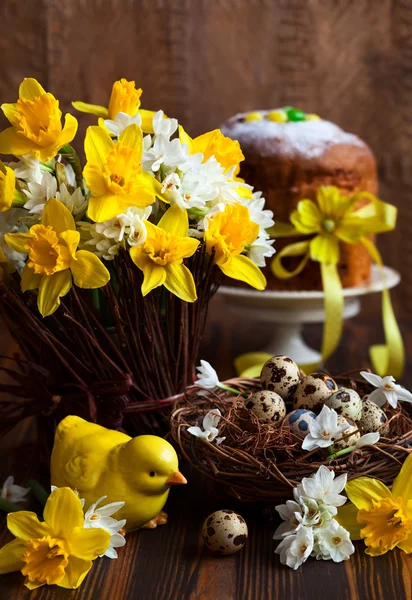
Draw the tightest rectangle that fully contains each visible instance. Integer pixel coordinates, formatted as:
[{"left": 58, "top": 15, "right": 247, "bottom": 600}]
[{"left": 0, "top": 295, "right": 411, "bottom": 600}]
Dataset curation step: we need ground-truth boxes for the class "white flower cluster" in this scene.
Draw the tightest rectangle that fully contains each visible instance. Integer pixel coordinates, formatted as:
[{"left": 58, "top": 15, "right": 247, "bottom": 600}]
[
  {"left": 302, "top": 405, "right": 380, "bottom": 452},
  {"left": 274, "top": 466, "right": 354, "bottom": 569},
  {"left": 51, "top": 486, "right": 126, "bottom": 559}
]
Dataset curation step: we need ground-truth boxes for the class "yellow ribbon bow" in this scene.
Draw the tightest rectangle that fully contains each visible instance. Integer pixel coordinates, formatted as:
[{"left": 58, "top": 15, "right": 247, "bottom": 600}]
[{"left": 236, "top": 186, "right": 404, "bottom": 379}]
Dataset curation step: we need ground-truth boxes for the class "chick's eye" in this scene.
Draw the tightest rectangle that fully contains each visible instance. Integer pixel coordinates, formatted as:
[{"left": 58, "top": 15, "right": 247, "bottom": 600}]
[{"left": 149, "top": 471, "right": 156, "bottom": 477}]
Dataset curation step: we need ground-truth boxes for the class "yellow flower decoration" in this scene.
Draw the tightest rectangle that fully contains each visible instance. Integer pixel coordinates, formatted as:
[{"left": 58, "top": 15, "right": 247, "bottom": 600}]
[
  {"left": 130, "top": 205, "right": 199, "bottom": 302},
  {"left": 0, "top": 487, "right": 110, "bottom": 590},
  {"left": 0, "top": 161, "right": 16, "bottom": 212},
  {"left": 179, "top": 126, "right": 244, "bottom": 173},
  {"left": 83, "top": 124, "right": 159, "bottom": 222},
  {"left": 338, "top": 452, "right": 412, "bottom": 556},
  {"left": 204, "top": 204, "right": 266, "bottom": 290},
  {"left": 5, "top": 198, "right": 110, "bottom": 317},
  {"left": 72, "top": 78, "right": 156, "bottom": 134},
  {"left": 0, "top": 78, "right": 78, "bottom": 161}
]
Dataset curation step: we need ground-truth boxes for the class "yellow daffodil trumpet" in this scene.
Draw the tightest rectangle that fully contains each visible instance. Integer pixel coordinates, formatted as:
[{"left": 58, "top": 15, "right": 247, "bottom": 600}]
[
  {"left": 179, "top": 126, "right": 244, "bottom": 174},
  {"left": 83, "top": 124, "right": 160, "bottom": 222},
  {"left": 338, "top": 452, "right": 412, "bottom": 556},
  {"left": 5, "top": 198, "right": 110, "bottom": 317},
  {"left": 130, "top": 204, "right": 199, "bottom": 302},
  {"left": 268, "top": 186, "right": 403, "bottom": 378},
  {"left": 204, "top": 203, "right": 266, "bottom": 290},
  {"left": 72, "top": 78, "right": 156, "bottom": 134},
  {"left": 0, "top": 78, "right": 78, "bottom": 161},
  {"left": 0, "top": 487, "right": 110, "bottom": 590}
]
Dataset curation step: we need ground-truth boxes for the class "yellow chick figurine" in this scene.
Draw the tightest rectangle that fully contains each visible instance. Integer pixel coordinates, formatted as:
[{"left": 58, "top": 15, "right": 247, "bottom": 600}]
[{"left": 50, "top": 415, "right": 187, "bottom": 532}]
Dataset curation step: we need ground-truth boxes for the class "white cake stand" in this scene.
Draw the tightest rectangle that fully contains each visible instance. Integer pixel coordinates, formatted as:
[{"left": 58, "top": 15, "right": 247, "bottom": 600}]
[{"left": 218, "top": 265, "right": 400, "bottom": 366}]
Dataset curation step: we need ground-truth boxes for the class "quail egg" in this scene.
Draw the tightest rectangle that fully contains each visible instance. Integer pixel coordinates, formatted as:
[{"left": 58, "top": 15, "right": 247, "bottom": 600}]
[
  {"left": 332, "top": 416, "right": 360, "bottom": 450},
  {"left": 260, "top": 355, "right": 301, "bottom": 399},
  {"left": 324, "top": 388, "right": 362, "bottom": 421},
  {"left": 246, "top": 390, "right": 286, "bottom": 425},
  {"left": 292, "top": 373, "right": 338, "bottom": 413},
  {"left": 359, "top": 400, "right": 390, "bottom": 436},
  {"left": 201, "top": 510, "right": 248, "bottom": 555},
  {"left": 286, "top": 409, "right": 317, "bottom": 438}
]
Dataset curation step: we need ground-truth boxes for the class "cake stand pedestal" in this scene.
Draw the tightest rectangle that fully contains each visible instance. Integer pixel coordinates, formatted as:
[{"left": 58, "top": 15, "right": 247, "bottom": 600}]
[{"left": 218, "top": 265, "right": 400, "bottom": 367}]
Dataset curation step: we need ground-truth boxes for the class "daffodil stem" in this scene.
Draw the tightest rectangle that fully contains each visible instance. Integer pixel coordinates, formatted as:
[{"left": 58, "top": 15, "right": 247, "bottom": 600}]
[
  {"left": 218, "top": 383, "right": 239, "bottom": 395},
  {"left": 12, "top": 190, "right": 26, "bottom": 207},
  {"left": 59, "top": 144, "right": 83, "bottom": 190},
  {"left": 28, "top": 480, "right": 48, "bottom": 506},
  {"left": 0, "top": 497, "right": 21, "bottom": 513}
]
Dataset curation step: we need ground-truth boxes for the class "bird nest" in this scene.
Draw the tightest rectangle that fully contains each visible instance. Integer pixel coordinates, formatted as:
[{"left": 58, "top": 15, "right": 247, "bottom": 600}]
[{"left": 170, "top": 372, "right": 412, "bottom": 503}]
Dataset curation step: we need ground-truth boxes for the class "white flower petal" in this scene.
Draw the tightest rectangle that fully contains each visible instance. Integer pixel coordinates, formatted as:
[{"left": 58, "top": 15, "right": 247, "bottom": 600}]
[
  {"left": 360, "top": 371, "right": 384, "bottom": 388},
  {"left": 356, "top": 433, "right": 380, "bottom": 448}
]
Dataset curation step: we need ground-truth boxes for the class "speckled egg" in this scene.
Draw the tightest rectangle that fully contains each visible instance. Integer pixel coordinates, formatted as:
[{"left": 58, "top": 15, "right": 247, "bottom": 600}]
[
  {"left": 332, "top": 416, "right": 360, "bottom": 450},
  {"left": 260, "top": 355, "right": 301, "bottom": 399},
  {"left": 292, "top": 373, "right": 338, "bottom": 413},
  {"left": 201, "top": 510, "right": 248, "bottom": 555},
  {"left": 286, "top": 409, "right": 317, "bottom": 438},
  {"left": 359, "top": 400, "right": 390, "bottom": 436},
  {"left": 324, "top": 388, "right": 362, "bottom": 421},
  {"left": 246, "top": 390, "right": 286, "bottom": 425}
]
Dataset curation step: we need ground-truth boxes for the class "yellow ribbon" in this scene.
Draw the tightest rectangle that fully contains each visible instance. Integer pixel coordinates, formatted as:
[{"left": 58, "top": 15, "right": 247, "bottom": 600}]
[{"left": 236, "top": 187, "right": 404, "bottom": 379}]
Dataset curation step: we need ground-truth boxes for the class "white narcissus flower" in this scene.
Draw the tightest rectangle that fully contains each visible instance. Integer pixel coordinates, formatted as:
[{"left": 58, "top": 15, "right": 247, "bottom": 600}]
[
  {"left": 315, "top": 520, "right": 355, "bottom": 562},
  {"left": 104, "top": 111, "right": 142, "bottom": 137},
  {"left": 239, "top": 191, "right": 275, "bottom": 232},
  {"left": 360, "top": 371, "right": 412, "bottom": 408},
  {"left": 273, "top": 500, "right": 303, "bottom": 539},
  {"left": 301, "top": 405, "right": 349, "bottom": 451},
  {"left": 142, "top": 135, "right": 188, "bottom": 174},
  {"left": 194, "top": 360, "right": 220, "bottom": 389},
  {"left": 187, "top": 409, "right": 225, "bottom": 444},
  {"left": 248, "top": 235, "right": 276, "bottom": 267},
  {"left": 84, "top": 496, "right": 127, "bottom": 559},
  {"left": 294, "top": 465, "right": 348, "bottom": 508},
  {"left": 23, "top": 171, "right": 58, "bottom": 213},
  {"left": 1, "top": 476, "right": 30, "bottom": 504},
  {"left": 275, "top": 526, "right": 314, "bottom": 570},
  {"left": 0, "top": 208, "right": 28, "bottom": 272},
  {"left": 94, "top": 206, "right": 151, "bottom": 247},
  {"left": 152, "top": 110, "right": 178, "bottom": 139},
  {"left": 56, "top": 184, "right": 87, "bottom": 218},
  {"left": 355, "top": 432, "right": 380, "bottom": 448},
  {"left": 78, "top": 222, "right": 120, "bottom": 261}
]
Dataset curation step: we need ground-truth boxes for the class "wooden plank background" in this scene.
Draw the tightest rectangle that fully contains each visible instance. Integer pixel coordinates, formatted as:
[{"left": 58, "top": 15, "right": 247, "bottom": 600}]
[{"left": 0, "top": 0, "right": 411, "bottom": 317}]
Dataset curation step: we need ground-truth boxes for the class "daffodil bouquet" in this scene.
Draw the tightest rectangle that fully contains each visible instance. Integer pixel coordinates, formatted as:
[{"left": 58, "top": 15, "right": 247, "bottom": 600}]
[{"left": 0, "top": 78, "right": 274, "bottom": 436}]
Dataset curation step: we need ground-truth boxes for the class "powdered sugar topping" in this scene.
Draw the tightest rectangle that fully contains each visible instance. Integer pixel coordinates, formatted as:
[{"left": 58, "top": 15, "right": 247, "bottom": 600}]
[{"left": 221, "top": 111, "right": 366, "bottom": 159}]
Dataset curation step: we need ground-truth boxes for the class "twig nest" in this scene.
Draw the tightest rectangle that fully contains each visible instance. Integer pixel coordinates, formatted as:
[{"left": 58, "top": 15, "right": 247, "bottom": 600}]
[
  {"left": 333, "top": 416, "right": 360, "bottom": 450},
  {"left": 286, "top": 409, "right": 316, "bottom": 438},
  {"left": 201, "top": 510, "right": 248, "bottom": 555},
  {"left": 359, "top": 399, "right": 390, "bottom": 435},
  {"left": 260, "top": 355, "right": 300, "bottom": 399},
  {"left": 324, "top": 388, "right": 362, "bottom": 421},
  {"left": 246, "top": 390, "right": 286, "bottom": 425},
  {"left": 292, "top": 373, "right": 338, "bottom": 413}
]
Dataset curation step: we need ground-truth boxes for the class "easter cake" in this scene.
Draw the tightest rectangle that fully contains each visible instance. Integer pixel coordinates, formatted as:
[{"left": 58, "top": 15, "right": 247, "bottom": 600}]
[{"left": 221, "top": 108, "right": 378, "bottom": 290}]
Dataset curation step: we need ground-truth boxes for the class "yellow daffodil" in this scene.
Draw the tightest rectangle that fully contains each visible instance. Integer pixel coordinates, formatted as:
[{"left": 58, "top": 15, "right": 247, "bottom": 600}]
[
  {"left": 0, "top": 78, "right": 78, "bottom": 161},
  {"left": 5, "top": 198, "right": 110, "bottom": 317},
  {"left": 130, "top": 205, "right": 199, "bottom": 302},
  {"left": 204, "top": 204, "right": 266, "bottom": 290},
  {"left": 179, "top": 126, "right": 244, "bottom": 173},
  {"left": 0, "top": 161, "right": 16, "bottom": 212},
  {"left": 0, "top": 487, "right": 110, "bottom": 590},
  {"left": 72, "top": 78, "right": 156, "bottom": 134},
  {"left": 337, "top": 453, "right": 412, "bottom": 556},
  {"left": 83, "top": 124, "right": 159, "bottom": 222}
]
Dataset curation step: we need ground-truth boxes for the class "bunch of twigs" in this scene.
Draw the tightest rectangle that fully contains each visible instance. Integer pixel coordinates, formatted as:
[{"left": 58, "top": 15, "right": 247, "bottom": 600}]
[
  {"left": 170, "top": 372, "right": 412, "bottom": 503},
  {"left": 0, "top": 246, "right": 218, "bottom": 449}
]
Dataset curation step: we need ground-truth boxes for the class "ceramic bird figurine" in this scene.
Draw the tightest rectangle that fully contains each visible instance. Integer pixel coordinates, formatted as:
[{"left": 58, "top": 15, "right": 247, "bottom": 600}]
[{"left": 50, "top": 415, "right": 187, "bottom": 532}]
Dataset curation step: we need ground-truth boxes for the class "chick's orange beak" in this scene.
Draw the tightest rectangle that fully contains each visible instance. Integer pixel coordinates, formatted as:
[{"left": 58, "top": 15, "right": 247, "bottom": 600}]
[{"left": 166, "top": 471, "right": 187, "bottom": 486}]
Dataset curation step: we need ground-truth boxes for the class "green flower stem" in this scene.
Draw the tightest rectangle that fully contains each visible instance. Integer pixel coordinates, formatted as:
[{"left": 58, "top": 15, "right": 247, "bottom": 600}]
[
  {"left": 159, "top": 163, "right": 165, "bottom": 181},
  {"left": 41, "top": 163, "right": 55, "bottom": 174},
  {"left": 12, "top": 190, "right": 26, "bottom": 207},
  {"left": 328, "top": 445, "right": 356, "bottom": 460},
  {"left": 28, "top": 480, "right": 49, "bottom": 507},
  {"left": 59, "top": 144, "right": 83, "bottom": 190},
  {"left": 218, "top": 383, "right": 240, "bottom": 395},
  {"left": 0, "top": 497, "right": 22, "bottom": 513},
  {"left": 188, "top": 208, "right": 207, "bottom": 217}
]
